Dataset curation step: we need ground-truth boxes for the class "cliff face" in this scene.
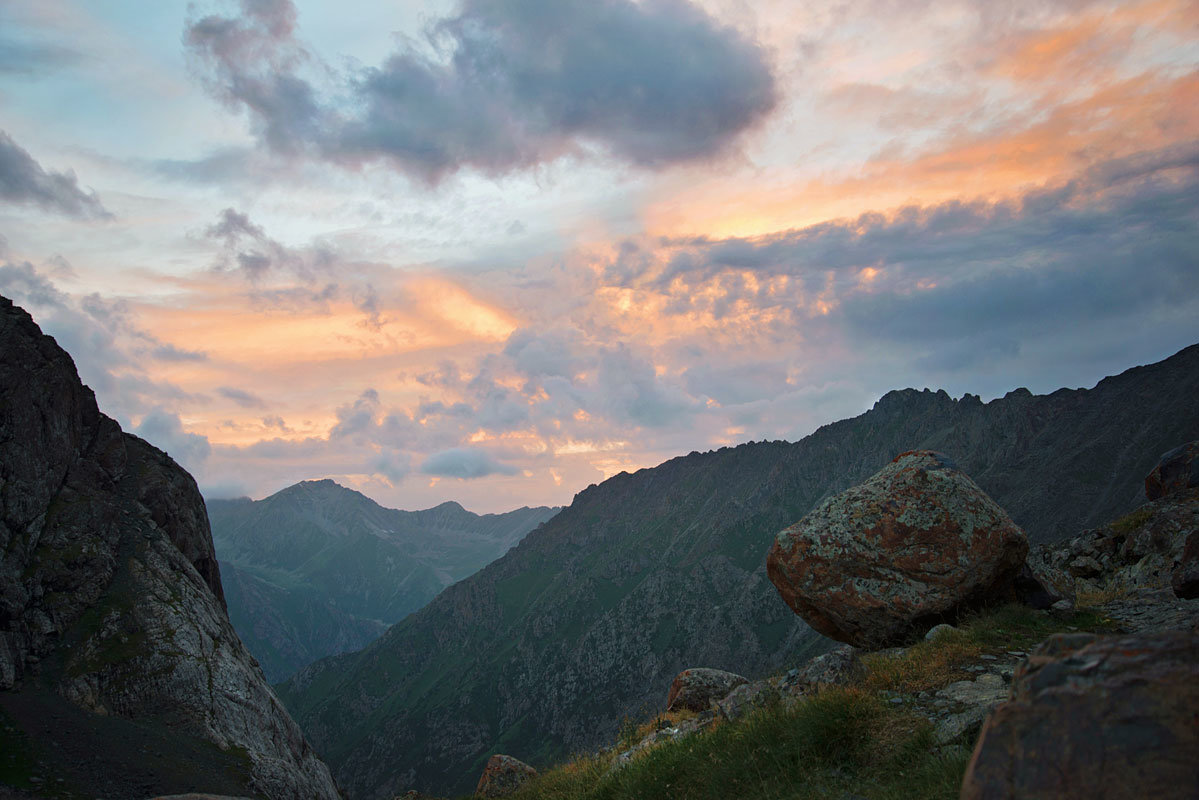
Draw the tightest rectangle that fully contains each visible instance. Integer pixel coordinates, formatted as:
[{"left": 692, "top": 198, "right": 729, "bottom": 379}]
[
  {"left": 0, "top": 296, "right": 339, "bottom": 799},
  {"left": 280, "top": 343, "right": 1199, "bottom": 799},
  {"left": 210, "top": 482, "right": 557, "bottom": 682}
]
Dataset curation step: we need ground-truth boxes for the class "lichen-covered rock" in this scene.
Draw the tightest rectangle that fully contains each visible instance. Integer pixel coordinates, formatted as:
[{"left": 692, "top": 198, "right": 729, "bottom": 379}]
[
  {"left": 474, "top": 754, "right": 537, "bottom": 798},
  {"left": 666, "top": 667, "right": 748, "bottom": 712},
  {"left": 716, "top": 680, "right": 776, "bottom": 721},
  {"left": 1145, "top": 441, "right": 1199, "bottom": 500},
  {"left": 0, "top": 296, "right": 338, "bottom": 800},
  {"left": 961, "top": 630, "right": 1199, "bottom": 799},
  {"left": 766, "top": 450, "right": 1028, "bottom": 649}
]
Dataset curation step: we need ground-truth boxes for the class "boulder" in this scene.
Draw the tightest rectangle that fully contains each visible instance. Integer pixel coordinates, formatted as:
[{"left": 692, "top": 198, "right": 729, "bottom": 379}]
[
  {"left": 716, "top": 680, "right": 775, "bottom": 721},
  {"left": 766, "top": 450, "right": 1028, "bottom": 649},
  {"left": 475, "top": 754, "right": 537, "bottom": 798},
  {"left": 666, "top": 667, "right": 748, "bottom": 712},
  {"left": 961, "top": 630, "right": 1199, "bottom": 799},
  {"left": 1173, "top": 530, "right": 1199, "bottom": 599},
  {"left": 1145, "top": 441, "right": 1199, "bottom": 500}
]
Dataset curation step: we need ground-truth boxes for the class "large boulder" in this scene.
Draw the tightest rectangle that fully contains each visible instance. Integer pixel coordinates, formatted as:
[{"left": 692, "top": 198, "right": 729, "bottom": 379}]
[
  {"left": 766, "top": 450, "right": 1028, "bottom": 649},
  {"left": 666, "top": 667, "right": 748, "bottom": 712},
  {"left": 961, "top": 630, "right": 1199, "bottom": 799},
  {"left": 474, "top": 754, "right": 536, "bottom": 798},
  {"left": 1145, "top": 441, "right": 1199, "bottom": 500}
]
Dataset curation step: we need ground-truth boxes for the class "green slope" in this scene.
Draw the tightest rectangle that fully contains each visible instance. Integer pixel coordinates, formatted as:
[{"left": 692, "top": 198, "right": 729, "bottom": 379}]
[{"left": 280, "top": 343, "right": 1199, "bottom": 798}]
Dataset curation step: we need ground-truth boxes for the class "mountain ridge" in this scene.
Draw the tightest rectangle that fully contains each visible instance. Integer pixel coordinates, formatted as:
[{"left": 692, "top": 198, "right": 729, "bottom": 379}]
[{"left": 210, "top": 479, "right": 558, "bottom": 681}]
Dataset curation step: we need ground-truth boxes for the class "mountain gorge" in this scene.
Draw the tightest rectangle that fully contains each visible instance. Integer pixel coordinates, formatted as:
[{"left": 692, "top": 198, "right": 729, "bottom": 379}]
[
  {"left": 209, "top": 483, "right": 557, "bottom": 681},
  {"left": 279, "top": 344, "right": 1199, "bottom": 799}
]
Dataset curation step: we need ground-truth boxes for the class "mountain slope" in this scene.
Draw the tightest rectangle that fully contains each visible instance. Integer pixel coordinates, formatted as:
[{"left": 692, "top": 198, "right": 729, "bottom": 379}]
[
  {"left": 280, "top": 343, "right": 1199, "bottom": 799},
  {"left": 209, "top": 481, "right": 557, "bottom": 681},
  {"left": 0, "top": 295, "right": 339, "bottom": 799}
]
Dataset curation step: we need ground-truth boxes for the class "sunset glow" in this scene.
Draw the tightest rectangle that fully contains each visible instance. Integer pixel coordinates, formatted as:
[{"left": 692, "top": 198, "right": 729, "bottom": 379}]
[{"left": 1, "top": 0, "right": 1196, "bottom": 511}]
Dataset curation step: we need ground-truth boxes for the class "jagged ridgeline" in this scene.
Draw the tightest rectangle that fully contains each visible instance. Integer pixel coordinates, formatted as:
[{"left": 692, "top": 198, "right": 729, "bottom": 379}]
[
  {"left": 279, "top": 344, "right": 1199, "bottom": 799},
  {"left": 0, "top": 295, "right": 340, "bottom": 799},
  {"left": 210, "top": 482, "right": 557, "bottom": 682}
]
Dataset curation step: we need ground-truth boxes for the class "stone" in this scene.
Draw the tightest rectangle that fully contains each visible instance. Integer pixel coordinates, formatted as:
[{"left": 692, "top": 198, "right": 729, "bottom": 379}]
[
  {"left": 790, "top": 644, "right": 863, "bottom": 688},
  {"left": 1172, "top": 530, "right": 1199, "bottom": 599},
  {"left": 1145, "top": 441, "right": 1199, "bottom": 500},
  {"left": 475, "top": 754, "right": 537, "bottom": 798},
  {"left": 0, "top": 297, "right": 339, "bottom": 799},
  {"left": 766, "top": 450, "right": 1029, "bottom": 649},
  {"left": 961, "top": 630, "right": 1199, "bottom": 799},
  {"left": 924, "top": 623, "right": 957, "bottom": 641},
  {"left": 666, "top": 668, "right": 748, "bottom": 712},
  {"left": 716, "top": 680, "right": 775, "bottom": 721},
  {"left": 608, "top": 710, "right": 718, "bottom": 773},
  {"left": 1029, "top": 486, "right": 1198, "bottom": 603}
]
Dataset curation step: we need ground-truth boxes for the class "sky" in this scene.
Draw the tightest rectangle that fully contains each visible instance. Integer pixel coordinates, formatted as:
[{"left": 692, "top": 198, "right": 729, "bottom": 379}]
[{"left": 1, "top": 0, "right": 1197, "bottom": 513}]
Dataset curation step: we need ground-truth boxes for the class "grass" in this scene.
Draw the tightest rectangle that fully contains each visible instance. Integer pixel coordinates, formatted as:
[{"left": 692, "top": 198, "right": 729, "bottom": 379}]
[{"left": 458, "top": 604, "right": 1115, "bottom": 800}]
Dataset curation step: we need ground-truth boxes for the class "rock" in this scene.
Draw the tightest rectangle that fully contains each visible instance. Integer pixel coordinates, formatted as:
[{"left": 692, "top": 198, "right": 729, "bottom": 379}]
[
  {"left": 608, "top": 711, "right": 718, "bottom": 773},
  {"left": 766, "top": 450, "right": 1028, "bottom": 648},
  {"left": 1095, "top": 587, "right": 1199, "bottom": 634},
  {"left": 1029, "top": 487, "right": 1199, "bottom": 601},
  {"left": 936, "top": 672, "right": 1006, "bottom": 707},
  {"left": 1173, "top": 531, "right": 1199, "bottom": 599},
  {"left": 1049, "top": 599, "right": 1073, "bottom": 614},
  {"left": 1145, "top": 441, "right": 1199, "bottom": 500},
  {"left": 961, "top": 630, "right": 1199, "bottom": 799},
  {"left": 0, "top": 297, "right": 339, "bottom": 799},
  {"left": 474, "top": 754, "right": 537, "bottom": 798},
  {"left": 790, "top": 644, "right": 863, "bottom": 688},
  {"left": 924, "top": 623, "right": 957, "bottom": 641},
  {"left": 666, "top": 668, "right": 748, "bottom": 712},
  {"left": 716, "top": 680, "right": 775, "bottom": 721}
]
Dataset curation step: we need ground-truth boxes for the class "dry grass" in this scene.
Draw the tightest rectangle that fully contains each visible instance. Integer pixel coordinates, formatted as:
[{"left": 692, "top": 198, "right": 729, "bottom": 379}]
[{"left": 860, "top": 632, "right": 981, "bottom": 695}]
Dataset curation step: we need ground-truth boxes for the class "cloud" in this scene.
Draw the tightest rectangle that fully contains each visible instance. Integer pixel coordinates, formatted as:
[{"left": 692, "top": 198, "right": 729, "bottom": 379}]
[
  {"left": 152, "top": 342, "right": 209, "bottom": 362},
  {"left": 0, "top": 131, "right": 111, "bottom": 219},
  {"left": 0, "top": 35, "right": 81, "bottom": 76},
  {"left": 185, "top": 0, "right": 777, "bottom": 182},
  {"left": 217, "top": 385, "right": 267, "bottom": 408},
  {"left": 204, "top": 206, "right": 336, "bottom": 280},
  {"left": 134, "top": 409, "right": 213, "bottom": 474},
  {"left": 420, "top": 447, "right": 519, "bottom": 478}
]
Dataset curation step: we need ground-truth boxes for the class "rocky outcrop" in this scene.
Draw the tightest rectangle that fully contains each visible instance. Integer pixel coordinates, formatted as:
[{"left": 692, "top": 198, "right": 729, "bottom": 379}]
[
  {"left": 1145, "top": 441, "right": 1198, "bottom": 500},
  {"left": 767, "top": 451, "right": 1028, "bottom": 648},
  {"left": 1028, "top": 489, "right": 1198, "bottom": 601},
  {"left": 474, "top": 754, "right": 536, "bottom": 798},
  {"left": 666, "top": 668, "right": 748, "bottom": 712},
  {"left": 0, "top": 296, "right": 338, "bottom": 799},
  {"left": 961, "top": 630, "right": 1199, "bottom": 799}
]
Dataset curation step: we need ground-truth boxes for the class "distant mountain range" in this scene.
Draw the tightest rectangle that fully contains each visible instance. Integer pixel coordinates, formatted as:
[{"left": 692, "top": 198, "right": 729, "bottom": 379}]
[
  {"left": 208, "top": 480, "right": 558, "bottom": 682},
  {"left": 279, "top": 344, "right": 1199, "bottom": 799}
]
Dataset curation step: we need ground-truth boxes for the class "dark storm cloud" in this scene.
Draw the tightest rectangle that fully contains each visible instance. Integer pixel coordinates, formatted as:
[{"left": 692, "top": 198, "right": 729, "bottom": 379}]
[
  {"left": 185, "top": 0, "right": 777, "bottom": 182},
  {"left": 0, "top": 131, "right": 110, "bottom": 219},
  {"left": 420, "top": 447, "right": 519, "bottom": 478}
]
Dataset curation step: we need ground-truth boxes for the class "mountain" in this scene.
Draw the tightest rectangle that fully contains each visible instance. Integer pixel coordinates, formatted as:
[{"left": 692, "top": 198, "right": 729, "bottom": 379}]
[
  {"left": 208, "top": 482, "right": 558, "bottom": 681},
  {"left": 0, "top": 295, "right": 338, "bottom": 799},
  {"left": 279, "top": 343, "right": 1199, "bottom": 799}
]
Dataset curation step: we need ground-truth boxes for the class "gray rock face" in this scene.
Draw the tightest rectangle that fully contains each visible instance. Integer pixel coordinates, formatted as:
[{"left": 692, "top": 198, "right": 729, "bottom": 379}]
[
  {"left": 962, "top": 630, "right": 1199, "bottom": 799},
  {"left": 0, "top": 296, "right": 338, "bottom": 799}
]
